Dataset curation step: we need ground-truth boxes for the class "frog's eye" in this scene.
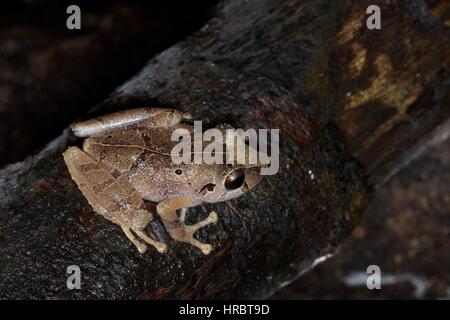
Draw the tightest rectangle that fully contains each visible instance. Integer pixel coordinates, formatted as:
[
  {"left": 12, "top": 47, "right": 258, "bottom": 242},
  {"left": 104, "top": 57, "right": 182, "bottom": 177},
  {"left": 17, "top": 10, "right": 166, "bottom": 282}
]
[{"left": 224, "top": 169, "right": 245, "bottom": 190}]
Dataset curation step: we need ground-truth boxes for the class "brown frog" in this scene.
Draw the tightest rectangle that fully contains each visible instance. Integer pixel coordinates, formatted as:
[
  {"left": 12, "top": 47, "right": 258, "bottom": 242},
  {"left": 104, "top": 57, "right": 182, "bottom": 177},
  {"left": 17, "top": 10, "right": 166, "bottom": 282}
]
[{"left": 63, "top": 108, "right": 262, "bottom": 254}]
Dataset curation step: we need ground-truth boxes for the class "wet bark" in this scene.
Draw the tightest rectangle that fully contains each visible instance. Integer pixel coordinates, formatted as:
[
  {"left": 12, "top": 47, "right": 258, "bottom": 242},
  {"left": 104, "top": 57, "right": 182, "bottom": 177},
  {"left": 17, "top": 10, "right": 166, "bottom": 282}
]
[{"left": 0, "top": 0, "right": 449, "bottom": 299}]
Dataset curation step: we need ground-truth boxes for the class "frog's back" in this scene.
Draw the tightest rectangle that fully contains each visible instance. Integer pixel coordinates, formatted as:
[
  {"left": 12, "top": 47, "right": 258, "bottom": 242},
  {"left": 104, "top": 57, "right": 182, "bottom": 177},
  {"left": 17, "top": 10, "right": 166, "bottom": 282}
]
[
  {"left": 83, "top": 125, "right": 175, "bottom": 163},
  {"left": 82, "top": 125, "right": 219, "bottom": 203}
]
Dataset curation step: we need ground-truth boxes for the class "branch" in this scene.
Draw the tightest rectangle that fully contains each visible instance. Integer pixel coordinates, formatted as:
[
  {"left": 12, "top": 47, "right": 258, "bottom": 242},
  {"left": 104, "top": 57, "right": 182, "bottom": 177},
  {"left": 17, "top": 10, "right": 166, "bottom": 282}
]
[{"left": 0, "top": 0, "right": 449, "bottom": 299}]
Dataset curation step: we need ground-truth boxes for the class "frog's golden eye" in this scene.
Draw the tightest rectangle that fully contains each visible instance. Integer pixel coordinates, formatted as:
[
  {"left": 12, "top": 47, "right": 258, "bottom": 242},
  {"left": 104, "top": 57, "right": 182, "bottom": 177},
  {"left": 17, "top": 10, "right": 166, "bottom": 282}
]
[{"left": 224, "top": 169, "right": 245, "bottom": 190}]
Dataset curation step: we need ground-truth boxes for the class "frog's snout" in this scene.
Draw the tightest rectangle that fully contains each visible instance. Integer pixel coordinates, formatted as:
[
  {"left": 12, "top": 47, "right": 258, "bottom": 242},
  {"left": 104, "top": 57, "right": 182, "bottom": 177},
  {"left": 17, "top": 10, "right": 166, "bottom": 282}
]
[
  {"left": 182, "top": 112, "right": 193, "bottom": 120},
  {"left": 244, "top": 167, "right": 263, "bottom": 190}
]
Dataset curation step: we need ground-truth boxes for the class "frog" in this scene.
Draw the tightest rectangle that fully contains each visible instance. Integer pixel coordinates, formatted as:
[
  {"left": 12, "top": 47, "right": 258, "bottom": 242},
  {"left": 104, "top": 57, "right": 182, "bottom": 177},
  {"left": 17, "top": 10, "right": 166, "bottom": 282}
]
[{"left": 63, "top": 107, "right": 262, "bottom": 255}]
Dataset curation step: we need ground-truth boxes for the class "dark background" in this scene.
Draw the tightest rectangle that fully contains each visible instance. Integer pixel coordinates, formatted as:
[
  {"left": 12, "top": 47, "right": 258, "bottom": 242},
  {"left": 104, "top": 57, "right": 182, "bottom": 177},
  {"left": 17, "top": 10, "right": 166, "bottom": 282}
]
[{"left": 0, "top": 0, "right": 217, "bottom": 166}]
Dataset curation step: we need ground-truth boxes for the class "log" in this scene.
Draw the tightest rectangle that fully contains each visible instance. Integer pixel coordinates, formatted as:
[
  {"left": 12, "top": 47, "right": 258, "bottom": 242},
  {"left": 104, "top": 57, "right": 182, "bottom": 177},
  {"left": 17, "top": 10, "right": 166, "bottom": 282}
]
[{"left": 0, "top": 0, "right": 449, "bottom": 299}]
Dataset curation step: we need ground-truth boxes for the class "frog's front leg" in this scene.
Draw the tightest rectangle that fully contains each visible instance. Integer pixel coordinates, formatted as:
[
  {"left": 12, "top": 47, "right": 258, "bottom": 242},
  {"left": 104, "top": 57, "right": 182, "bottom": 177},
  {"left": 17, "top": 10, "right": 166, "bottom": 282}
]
[
  {"left": 72, "top": 107, "right": 192, "bottom": 138},
  {"left": 63, "top": 146, "right": 167, "bottom": 254},
  {"left": 157, "top": 197, "right": 218, "bottom": 255}
]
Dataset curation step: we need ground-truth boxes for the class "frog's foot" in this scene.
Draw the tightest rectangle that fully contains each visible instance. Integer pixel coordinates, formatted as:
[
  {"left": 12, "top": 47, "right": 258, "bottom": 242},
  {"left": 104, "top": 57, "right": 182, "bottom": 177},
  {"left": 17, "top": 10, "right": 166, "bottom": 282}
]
[
  {"left": 121, "top": 226, "right": 148, "bottom": 253},
  {"left": 134, "top": 229, "right": 167, "bottom": 253},
  {"left": 181, "top": 210, "right": 218, "bottom": 255},
  {"left": 157, "top": 197, "right": 218, "bottom": 255},
  {"left": 121, "top": 226, "right": 167, "bottom": 254}
]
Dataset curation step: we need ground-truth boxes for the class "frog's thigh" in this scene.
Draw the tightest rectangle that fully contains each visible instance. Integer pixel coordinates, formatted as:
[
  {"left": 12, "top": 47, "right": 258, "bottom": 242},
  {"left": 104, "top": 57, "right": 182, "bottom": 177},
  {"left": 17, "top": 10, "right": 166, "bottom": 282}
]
[
  {"left": 156, "top": 196, "right": 218, "bottom": 255},
  {"left": 72, "top": 107, "right": 191, "bottom": 138},
  {"left": 63, "top": 146, "right": 166, "bottom": 254}
]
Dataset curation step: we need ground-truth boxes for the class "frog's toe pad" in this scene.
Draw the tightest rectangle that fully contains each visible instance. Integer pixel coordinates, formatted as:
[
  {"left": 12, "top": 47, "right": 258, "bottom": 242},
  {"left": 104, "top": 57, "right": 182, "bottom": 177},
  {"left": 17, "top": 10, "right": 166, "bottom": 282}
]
[
  {"left": 199, "top": 244, "right": 213, "bottom": 255},
  {"left": 186, "top": 238, "right": 214, "bottom": 255}
]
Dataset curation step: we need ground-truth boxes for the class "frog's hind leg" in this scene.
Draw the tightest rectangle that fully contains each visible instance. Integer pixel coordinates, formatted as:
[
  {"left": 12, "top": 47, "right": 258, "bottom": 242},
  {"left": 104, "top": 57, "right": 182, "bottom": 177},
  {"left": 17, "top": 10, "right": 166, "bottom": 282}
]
[
  {"left": 63, "top": 146, "right": 166, "bottom": 254},
  {"left": 72, "top": 107, "right": 192, "bottom": 138},
  {"left": 157, "top": 197, "right": 218, "bottom": 255}
]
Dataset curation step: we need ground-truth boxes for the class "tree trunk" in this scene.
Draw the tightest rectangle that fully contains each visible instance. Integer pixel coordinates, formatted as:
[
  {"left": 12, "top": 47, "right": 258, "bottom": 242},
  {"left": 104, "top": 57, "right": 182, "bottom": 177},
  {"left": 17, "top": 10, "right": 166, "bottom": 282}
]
[{"left": 0, "top": 0, "right": 449, "bottom": 299}]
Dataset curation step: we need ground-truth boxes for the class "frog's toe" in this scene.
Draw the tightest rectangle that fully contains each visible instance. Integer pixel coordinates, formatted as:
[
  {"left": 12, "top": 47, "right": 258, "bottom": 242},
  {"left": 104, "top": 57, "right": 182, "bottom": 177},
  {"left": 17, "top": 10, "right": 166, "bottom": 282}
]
[
  {"left": 135, "top": 230, "right": 167, "bottom": 254},
  {"left": 185, "top": 237, "right": 214, "bottom": 255},
  {"left": 185, "top": 211, "right": 218, "bottom": 233},
  {"left": 182, "top": 112, "right": 193, "bottom": 120},
  {"left": 209, "top": 211, "right": 218, "bottom": 223},
  {"left": 136, "top": 243, "right": 148, "bottom": 254},
  {"left": 121, "top": 226, "right": 148, "bottom": 253},
  {"left": 182, "top": 212, "right": 218, "bottom": 255},
  {"left": 199, "top": 244, "right": 213, "bottom": 255}
]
